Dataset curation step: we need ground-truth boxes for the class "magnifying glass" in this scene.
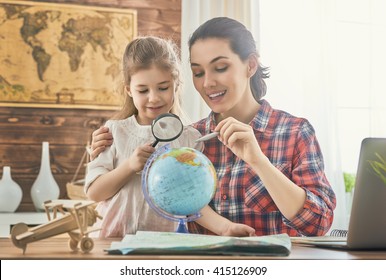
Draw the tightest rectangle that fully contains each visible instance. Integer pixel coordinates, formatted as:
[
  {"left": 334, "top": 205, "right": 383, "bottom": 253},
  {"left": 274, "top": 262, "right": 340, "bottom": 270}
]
[{"left": 151, "top": 113, "right": 184, "bottom": 147}]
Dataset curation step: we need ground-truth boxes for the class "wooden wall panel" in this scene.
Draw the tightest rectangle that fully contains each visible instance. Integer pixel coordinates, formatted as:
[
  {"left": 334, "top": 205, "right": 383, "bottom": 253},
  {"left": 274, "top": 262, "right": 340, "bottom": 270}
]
[
  {"left": 33, "top": 0, "right": 182, "bottom": 45},
  {"left": 0, "top": 0, "right": 181, "bottom": 211},
  {"left": 0, "top": 107, "right": 115, "bottom": 211}
]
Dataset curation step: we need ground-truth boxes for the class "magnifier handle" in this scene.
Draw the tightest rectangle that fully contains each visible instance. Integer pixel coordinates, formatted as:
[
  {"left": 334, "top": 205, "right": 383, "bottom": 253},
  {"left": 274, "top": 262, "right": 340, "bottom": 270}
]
[{"left": 151, "top": 139, "right": 159, "bottom": 147}]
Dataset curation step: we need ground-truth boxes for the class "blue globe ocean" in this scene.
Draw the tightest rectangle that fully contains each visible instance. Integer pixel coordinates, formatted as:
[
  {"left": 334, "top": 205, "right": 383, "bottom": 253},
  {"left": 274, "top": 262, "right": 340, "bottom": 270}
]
[{"left": 144, "top": 146, "right": 217, "bottom": 218}]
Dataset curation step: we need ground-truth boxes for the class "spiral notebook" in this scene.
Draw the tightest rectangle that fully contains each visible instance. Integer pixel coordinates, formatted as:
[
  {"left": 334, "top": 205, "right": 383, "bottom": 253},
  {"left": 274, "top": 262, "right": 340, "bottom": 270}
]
[{"left": 291, "top": 138, "right": 386, "bottom": 249}]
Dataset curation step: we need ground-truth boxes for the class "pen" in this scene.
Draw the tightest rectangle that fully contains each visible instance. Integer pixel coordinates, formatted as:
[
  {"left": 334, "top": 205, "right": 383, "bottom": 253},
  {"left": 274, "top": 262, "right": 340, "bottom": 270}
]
[{"left": 195, "top": 132, "right": 219, "bottom": 143}]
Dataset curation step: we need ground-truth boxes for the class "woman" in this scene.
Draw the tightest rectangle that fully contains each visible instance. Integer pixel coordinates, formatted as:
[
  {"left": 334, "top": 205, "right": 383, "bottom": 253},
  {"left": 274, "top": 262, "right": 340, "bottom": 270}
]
[{"left": 91, "top": 17, "right": 336, "bottom": 236}]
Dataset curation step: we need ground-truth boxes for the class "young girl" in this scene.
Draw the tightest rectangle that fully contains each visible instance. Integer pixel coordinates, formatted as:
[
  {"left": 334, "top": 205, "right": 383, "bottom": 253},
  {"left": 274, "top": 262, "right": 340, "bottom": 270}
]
[
  {"left": 91, "top": 19, "right": 336, "bottom": 237},
  {"left": 85, "top": 36, "right": 255, "bottom": 238}
]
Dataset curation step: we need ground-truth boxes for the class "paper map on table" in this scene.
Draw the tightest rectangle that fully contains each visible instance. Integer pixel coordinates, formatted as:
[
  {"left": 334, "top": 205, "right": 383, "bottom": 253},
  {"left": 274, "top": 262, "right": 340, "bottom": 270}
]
[{"left": 106, "top": 231, "right": 291, "bottom": 256}]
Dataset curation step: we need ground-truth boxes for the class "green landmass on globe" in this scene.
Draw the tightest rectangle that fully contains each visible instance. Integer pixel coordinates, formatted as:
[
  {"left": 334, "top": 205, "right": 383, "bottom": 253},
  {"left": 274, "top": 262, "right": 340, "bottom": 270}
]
[{"left": 145, "top": 147, "right": 217, "bottom": 218}]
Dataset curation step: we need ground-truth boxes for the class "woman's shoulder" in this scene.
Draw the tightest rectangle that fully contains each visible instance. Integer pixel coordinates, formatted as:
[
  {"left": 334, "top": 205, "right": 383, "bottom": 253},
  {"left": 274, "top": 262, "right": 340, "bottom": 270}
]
[
  {"left": 273, "top": 108, "right": 310, "bottom": 125},
  {"left": 260, "top": 100, "right": 315, "bottom": 137},
  {"left": 263, "top": 100, "right": 312, "bottom": 127}
]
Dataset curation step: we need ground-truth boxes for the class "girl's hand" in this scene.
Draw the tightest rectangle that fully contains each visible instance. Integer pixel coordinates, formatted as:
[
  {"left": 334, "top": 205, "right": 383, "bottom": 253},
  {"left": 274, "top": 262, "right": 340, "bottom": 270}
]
[
  {"left": 90, "top": 127, "right": 113, "bottom": 161},
  {"left": 127, "top": 144, "right": 155, "bottom": 173},
  {"left": 215, "top": 117, "right": 263, "bottom": 165}
]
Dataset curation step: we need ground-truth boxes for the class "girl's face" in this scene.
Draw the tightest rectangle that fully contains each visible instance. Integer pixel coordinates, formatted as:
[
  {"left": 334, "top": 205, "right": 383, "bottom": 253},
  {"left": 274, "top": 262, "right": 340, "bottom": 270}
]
[
  {"left": 190, "top": 38, "right": 255, "bottom": 120},
  {"left": 127, "top": 65, "right": 175, "bottom": 125}
]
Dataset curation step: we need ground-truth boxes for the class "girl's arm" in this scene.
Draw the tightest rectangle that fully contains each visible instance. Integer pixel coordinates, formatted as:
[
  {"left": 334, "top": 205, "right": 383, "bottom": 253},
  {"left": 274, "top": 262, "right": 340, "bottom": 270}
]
[
  {"left": 196, "top": 205, "right": 256, "bottom": 236},
  {"left": 86, "top": 144, "right": 155, "bottom": 202}
]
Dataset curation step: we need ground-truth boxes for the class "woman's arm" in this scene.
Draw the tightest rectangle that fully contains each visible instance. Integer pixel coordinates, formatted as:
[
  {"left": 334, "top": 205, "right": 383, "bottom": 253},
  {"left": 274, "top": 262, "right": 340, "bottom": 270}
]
[
  {"left": 90, "top": 126, "right": 113, "bottom": 161},
  {"left": 215, "top": 117, "right": 306, "bottom": 220},
  {"left": 196, "top": 205, "right": 256, "bottom": 236},
  {"left": 215, "top": 117, "right": 335, "bottom": 235}
]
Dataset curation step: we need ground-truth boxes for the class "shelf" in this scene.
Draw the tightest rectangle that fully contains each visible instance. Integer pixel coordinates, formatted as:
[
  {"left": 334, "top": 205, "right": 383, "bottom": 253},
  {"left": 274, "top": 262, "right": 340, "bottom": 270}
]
[{"left": 0, "top": 212, "right": 47, "bottom": 237}]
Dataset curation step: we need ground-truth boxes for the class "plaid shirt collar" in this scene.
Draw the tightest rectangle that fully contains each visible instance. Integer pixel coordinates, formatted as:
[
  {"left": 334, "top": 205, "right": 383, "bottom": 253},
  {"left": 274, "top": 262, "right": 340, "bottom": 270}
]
[{"left": 207, "top": 99, "right": 273, "bottom": 132}]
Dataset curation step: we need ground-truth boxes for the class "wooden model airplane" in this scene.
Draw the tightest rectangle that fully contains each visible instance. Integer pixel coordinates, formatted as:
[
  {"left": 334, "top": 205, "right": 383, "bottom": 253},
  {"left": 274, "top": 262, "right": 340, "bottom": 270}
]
[{"left": 11, "top": 199, "right": 102, "bottom": 254}]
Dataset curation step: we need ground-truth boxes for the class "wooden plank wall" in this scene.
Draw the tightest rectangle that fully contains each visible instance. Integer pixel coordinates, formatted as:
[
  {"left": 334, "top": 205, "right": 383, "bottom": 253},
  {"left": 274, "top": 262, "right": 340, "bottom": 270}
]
[{"left": 0, "top": 0, "right": 181, "bottom": 212}]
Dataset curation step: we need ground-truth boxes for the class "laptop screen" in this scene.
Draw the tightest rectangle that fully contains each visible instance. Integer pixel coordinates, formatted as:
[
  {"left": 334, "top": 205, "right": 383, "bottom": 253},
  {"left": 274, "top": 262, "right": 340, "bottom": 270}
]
[{"left": 347, "top": 138, "right": 386, "bottom": 249}]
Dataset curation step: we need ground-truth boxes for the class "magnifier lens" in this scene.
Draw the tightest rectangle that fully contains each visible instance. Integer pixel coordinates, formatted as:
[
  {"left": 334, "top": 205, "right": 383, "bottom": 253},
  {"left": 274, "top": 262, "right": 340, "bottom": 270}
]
[{"left": 151, "top": 114, "right": 183, "bottom": 145}]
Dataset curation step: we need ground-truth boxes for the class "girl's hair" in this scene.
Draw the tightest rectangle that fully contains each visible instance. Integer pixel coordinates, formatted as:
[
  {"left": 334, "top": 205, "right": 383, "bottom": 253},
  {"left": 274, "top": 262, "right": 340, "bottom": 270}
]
[
  {"left": 113, "top": 36, "right": 183, "bottom": 120},
  {"left": 188, "top": 17, "right": 270, "bottom": 101}
]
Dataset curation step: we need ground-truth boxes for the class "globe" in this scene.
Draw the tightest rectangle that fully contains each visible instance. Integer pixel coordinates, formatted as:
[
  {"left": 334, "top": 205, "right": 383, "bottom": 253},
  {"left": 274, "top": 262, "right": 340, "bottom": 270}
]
[{"left": 142, "top": 144, "right": 217, "bottom": 233}]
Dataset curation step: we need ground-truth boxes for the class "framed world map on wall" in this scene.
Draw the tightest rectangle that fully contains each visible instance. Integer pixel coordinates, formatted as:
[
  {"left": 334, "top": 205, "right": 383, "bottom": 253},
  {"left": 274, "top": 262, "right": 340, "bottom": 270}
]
[{"left": 0, "top": 0, "right": 137, "bottom": 109}]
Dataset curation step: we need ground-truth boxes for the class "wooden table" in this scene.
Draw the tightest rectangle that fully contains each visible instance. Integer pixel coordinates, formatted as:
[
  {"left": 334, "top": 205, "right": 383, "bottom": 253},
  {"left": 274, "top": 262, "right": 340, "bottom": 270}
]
[{"left": 1, "top": 237, "right": 386, "bottom": 260}]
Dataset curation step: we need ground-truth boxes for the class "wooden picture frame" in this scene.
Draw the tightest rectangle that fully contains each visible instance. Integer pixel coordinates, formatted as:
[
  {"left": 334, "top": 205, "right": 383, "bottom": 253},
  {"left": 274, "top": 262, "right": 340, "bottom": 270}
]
[{"left": 0, "top": 0, "right": 137, "bottom": 109}]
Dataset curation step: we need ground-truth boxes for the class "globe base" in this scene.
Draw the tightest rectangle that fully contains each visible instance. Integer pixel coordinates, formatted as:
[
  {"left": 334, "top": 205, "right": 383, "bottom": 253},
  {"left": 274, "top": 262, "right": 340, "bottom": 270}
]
[{"left": 176, "top": 219, "right": 189, "bottom": 234}]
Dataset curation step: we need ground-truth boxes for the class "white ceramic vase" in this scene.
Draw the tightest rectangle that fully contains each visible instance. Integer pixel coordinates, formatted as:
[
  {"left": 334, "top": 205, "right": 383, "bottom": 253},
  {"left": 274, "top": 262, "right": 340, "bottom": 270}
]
[
  {"left": 0, "top": 166, "right": 23, "bottom": 212},
  {"left": 31, "top": 142, "right": 60, "bottom": 211}
]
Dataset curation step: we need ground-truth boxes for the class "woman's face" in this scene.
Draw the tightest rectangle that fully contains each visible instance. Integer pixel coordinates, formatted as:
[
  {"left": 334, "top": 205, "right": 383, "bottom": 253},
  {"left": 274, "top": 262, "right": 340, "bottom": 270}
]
[
  {"left": 127, "top": 65, "right": 175, "bottom": 125},
  {"left": 190, "top": 38, "right": 253, "bottom": 117}
]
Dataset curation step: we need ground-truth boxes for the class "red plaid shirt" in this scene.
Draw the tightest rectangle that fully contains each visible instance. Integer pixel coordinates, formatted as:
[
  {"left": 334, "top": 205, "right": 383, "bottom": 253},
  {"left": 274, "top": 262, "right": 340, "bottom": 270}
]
[{"left": 190, "top": 99, "right": 336, "bottom": 236}]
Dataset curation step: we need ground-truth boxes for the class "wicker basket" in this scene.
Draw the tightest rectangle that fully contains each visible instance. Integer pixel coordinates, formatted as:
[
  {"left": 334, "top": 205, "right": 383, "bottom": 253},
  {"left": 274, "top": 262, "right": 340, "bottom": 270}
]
[
  {"left": 66, "top": 180, "right": 87, "bottom": 200},
  {"left": 66, "top": 148, "right": 89, "bottom": 201}
]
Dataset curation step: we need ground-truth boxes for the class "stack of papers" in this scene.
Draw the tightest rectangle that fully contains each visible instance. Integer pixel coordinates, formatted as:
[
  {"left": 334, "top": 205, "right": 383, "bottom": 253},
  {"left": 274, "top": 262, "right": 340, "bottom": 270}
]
[{"left": 106, "top": 231, "right": 291, "bottom": 256}]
